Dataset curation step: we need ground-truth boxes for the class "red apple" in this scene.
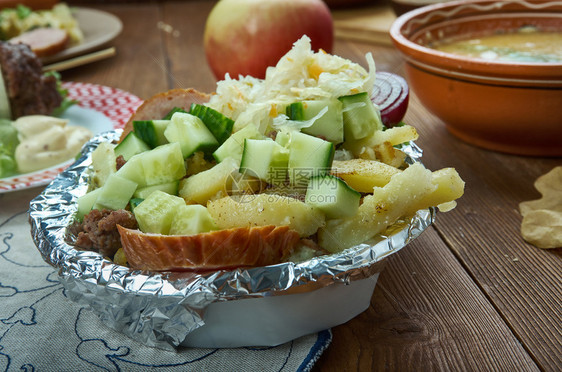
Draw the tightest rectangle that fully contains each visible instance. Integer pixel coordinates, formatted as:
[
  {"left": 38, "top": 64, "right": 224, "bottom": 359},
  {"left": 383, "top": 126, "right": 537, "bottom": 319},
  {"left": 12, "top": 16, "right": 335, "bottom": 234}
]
[{"left": 204, "top": 0, "right": 334, "bottom": 80}]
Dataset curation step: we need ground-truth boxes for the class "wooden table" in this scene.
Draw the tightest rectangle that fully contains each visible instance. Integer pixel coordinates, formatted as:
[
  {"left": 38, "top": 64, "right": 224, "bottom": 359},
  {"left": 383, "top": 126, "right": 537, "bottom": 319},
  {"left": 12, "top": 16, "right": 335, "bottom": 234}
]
[{"left": 62, "top": 1, "right": 561, "bottom": 370}]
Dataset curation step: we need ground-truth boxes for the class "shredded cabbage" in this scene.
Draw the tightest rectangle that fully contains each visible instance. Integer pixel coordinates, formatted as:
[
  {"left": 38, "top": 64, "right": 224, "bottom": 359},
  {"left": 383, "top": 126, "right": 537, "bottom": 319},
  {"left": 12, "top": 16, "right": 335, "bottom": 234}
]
[{"left": 207, "top": 36, "right": 377, "bottom": 134}]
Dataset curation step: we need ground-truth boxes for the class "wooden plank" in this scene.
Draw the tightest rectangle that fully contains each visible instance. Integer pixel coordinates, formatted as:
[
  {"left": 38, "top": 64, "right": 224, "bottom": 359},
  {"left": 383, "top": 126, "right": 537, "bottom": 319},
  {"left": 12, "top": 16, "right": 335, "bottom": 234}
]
[
  {"left": 336, "top": 40, "right": 562, "bottom": 370},
  {"left": 314, "top": 228, "right": 539, "bottom": 371},
  {"left": 161, "top": 1, "right": 218, "bottom": 94},
  {"left": 404, "top": 92, "right": 562, "bottom": 370},
  {"left": 320, "top": 41, "right": 561, "bottom": 370},
  {"left": 332, "top": 4, "right": 396, "bottom": 46},
  {"left": 61, "top": 3, "right": 169, "bottom": 99}
]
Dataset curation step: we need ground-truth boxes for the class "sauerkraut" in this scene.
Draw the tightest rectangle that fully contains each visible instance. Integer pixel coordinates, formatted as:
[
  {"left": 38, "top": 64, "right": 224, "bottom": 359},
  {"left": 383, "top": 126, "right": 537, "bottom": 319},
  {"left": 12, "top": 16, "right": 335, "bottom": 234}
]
[{"left": 206, "top": 36, "right": 376, "bottom": 134}]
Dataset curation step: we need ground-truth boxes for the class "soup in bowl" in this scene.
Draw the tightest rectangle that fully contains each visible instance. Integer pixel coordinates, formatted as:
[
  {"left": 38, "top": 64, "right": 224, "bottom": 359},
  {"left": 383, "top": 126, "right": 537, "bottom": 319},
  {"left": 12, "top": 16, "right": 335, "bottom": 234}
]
[{"left": 390, "top": 0, "right": 562, "bottom": 156}]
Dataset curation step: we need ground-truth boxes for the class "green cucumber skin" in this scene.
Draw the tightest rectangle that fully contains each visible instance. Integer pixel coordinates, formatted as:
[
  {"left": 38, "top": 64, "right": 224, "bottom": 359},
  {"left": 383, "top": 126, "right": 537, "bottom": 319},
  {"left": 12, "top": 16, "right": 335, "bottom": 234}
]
[
  {"left": 133, "top": 120, "right": 169, "bottom": 148},
  {"left": 115, "top": 131, "right": 150, "bottom": 161},
  {"left": 189, "top": 103, "right": 234, "bottom": 144},
  {"left": 163, "top": 107, "right": 188, "bottom": 120},
  {"left": 129, "top": 197, "right": 144, "bottom": 212},
  {"left": 286, "top": 100, "right": 344, "bottom": 144},
  {"left": 286, "top": 102, "right": 305, "bottom": 120}
]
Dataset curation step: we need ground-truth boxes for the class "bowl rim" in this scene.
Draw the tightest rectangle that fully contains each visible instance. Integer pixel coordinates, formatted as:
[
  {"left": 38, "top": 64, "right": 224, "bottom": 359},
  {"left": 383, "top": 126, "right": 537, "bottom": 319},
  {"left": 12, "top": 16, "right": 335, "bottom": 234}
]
[{"left": 389, "top": 0, "right": 562, "bottom": 84}]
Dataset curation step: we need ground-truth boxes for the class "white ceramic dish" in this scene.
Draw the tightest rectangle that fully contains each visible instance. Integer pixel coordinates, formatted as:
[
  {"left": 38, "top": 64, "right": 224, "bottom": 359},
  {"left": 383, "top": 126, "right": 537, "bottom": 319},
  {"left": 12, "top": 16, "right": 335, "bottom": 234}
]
[
  {"left": 0, "top": 82, "right": 142, "bottom": 193},
  {"left": 41, "top": 7, "right": 123, "bottom": 64}
]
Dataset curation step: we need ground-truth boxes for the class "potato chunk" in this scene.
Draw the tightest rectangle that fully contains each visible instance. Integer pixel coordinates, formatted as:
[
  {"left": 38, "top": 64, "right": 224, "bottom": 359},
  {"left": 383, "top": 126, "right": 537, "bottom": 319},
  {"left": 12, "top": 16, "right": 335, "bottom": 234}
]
[
  {"left": 331, "top": 158, "right": 401, "bottom": 192},
  {"left": 207, "top": 194, "right": 325, "bottom": 237},
  {"left": 319, "top": 163, "right": 464, "bottom": 252}
]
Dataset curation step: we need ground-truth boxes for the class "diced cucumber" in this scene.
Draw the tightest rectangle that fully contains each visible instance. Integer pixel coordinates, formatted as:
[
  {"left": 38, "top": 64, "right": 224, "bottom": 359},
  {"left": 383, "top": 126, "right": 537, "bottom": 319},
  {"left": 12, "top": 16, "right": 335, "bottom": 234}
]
[
  {"left": 114, "top": 131, "right": 150, "bottom": 161},
  {"left": 163, "top": 107, "right": 188, "bottom": 120},
  {"left": 133, "top": 120, "right": 170, "bottom": 148},
  {"left": 164, "top": 112, "right": 219, "bottom": 158},
  {"left": 288, "top": 131, "right": 334, "bottom": 187},
  {"left": 212, "top": 124, "right": 264, "bottom": 163},
  {"left": 286, "top": 99, "right": 344, "bottom": 144},
  {"left": 305, "top": 174, "right": 361, "bottom": 219},
  {"left": 239, "top": 138, "right": 288, "bottom": 184},
  {"left": 275, "top": 130, "right": 290, "bottom": 147},
  {"left": 133, "top": 190, "right": 186, "bottom": 234},
  {"left": 129, "top": 197, "right": 144, "bottom": 212},
  {"left": 339, "top": 92, "right": 382, "bottom": 141},
  {"left": 179, "top": 157, "right": 239, "bottom": 204},
  {"left": 169, "top": 204, "right": 217, "bottom": 236},
  {"left": 140, "top": 142, "right": 186, "bottom": 186},
  {"left": 189, "top": 103, "right": 234, "bottom": 143},
  {"left": 76, "top": 187, "right": 103, "bottom": 221},
  {"left": 133, "top": 180, "right": 179, "bottom": 199},
  {"left": 91, "top": 142, "right": 116, "bottom": 188},
  {"left": 115, "top": 153, "right": 145, "bottom": 186},
  {"left": 93, "top": 173, "right": 138, "bottom": 211}
]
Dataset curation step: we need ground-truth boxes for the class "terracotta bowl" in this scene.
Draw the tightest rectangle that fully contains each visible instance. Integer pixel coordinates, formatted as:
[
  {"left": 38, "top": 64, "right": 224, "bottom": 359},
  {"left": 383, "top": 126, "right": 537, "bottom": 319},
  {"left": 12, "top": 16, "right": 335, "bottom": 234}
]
[{"left": 389, "top": 0, "right": 562, "bottom": 156}]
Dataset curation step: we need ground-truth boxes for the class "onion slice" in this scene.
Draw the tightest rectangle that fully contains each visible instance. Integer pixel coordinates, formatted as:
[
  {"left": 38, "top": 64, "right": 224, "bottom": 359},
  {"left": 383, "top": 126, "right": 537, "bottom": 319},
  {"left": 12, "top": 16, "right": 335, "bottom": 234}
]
[{"left": 371, "top": 71, "right": 409, "bottom": 127}]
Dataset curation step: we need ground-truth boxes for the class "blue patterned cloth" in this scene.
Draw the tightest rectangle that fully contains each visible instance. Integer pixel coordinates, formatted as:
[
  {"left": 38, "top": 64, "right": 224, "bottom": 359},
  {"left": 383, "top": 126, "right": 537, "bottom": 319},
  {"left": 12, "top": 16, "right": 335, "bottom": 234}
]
[{"left": 0, "top": 188, "right": 331, "bottom": 372}]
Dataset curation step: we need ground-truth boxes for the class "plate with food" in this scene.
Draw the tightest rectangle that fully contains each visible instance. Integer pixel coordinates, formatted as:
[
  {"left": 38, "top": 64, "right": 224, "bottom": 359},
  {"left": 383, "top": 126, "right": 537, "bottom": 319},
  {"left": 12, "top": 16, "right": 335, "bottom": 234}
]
[
  {"left": 29, "top": 36, "right": 465, "bottom": 349},
  {"left": 0, "top": 2, "right": 122, "bottom": 62},
  {"left": 0, "top": 72, "right": 142, "bottom": 193}
]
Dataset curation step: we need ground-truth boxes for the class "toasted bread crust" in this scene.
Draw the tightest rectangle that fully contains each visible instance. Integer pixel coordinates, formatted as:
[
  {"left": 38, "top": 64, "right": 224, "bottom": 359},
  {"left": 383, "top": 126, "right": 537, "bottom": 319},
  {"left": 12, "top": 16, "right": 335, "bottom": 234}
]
[
  {"left": 118, "top": 225, "right": 301, "bottom": 271},
  {"left": 120, "top": 88, "right": 210, "bottom": 142}
]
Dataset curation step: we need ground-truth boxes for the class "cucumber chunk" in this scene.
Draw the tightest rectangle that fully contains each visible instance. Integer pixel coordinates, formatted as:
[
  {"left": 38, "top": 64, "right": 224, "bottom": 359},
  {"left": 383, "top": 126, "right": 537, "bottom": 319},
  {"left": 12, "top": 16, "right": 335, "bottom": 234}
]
[
  {"left": 140, "top": 141, "right": 187, "bottom": 186},
  {"left": 239, "top": 138, "right": 288, "bottom": 184},
  {"left": 93, "top": 173, "right": 138, "bottom": 211},
  {"left": 76, "top": 187, "right": 103, "bottom": 221},
  {"left": 189, "top": 103, "right": 234, "bottom": 143},
  {"left": 133, "top": 120, "right": 170, "bottom": 148},
  {"left": 286, "top": 99, "right": 344, "bottom": 144},
  {"left": 133, "top": 180, "right": 179, "bottom": 199},
  {"left": 115, "top": 131, "right": 150, "bottom": 161},
  {"left": 115, "top": 153, "right": 145, "bottom": 186},
  {"left": 169, "top": 204, "right": 218, "bottom": 236},
  {"left": 164, "top": 112, "right": 219, "bottom": 158},
  {"left": 305, "top": 174, "right": 360, "bottom": 219},
  {"left": 213, "top": 124, "right": 264, "bottom": 163},
  {"left": 133, "top": 190, "right": 186, "bottom": 234},
  {"left": 339, "top": 92, "right": 382, "bottom": 141},
  {"left": 288, "top": 131, "right": 334, "bottom": 187}
]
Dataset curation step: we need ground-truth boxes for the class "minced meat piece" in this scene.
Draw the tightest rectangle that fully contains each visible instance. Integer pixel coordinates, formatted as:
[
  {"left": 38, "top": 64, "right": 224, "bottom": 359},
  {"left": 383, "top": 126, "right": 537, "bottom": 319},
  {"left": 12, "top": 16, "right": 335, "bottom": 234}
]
[
  {"left": 70, "top": 209, "right": 138, "bottom": 258},
  {"left": 0, "top": 41, "right": 62, "bottom": 119},
  {"left": 115, "top": 155, "right": 126, "bottom": 170}
]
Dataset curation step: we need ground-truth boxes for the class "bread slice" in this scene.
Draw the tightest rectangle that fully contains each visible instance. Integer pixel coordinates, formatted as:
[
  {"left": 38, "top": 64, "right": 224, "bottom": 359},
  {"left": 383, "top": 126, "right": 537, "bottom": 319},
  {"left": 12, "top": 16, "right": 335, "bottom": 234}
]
[{"left": 120, "top": 88, "right": 210, "bottom": 142}]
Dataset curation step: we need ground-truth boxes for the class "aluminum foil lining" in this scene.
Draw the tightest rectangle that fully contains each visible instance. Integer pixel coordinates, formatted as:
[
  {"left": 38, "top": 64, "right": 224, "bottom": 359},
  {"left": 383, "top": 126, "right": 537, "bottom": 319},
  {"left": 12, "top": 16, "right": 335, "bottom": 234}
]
[{"left": 29, "top": 130, "right": 434, "bottom": 350}]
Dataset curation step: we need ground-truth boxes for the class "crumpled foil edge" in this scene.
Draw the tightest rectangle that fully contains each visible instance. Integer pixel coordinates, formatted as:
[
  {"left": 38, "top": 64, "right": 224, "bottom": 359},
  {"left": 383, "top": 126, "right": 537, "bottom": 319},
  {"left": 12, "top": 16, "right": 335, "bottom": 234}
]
[{"left": 29, "top": 130, "right": 434, "bottom": 350}]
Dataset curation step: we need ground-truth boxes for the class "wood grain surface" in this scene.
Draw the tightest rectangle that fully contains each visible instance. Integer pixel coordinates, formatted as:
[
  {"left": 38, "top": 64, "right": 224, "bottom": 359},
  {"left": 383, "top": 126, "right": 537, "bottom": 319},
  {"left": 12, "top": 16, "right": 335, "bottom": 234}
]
[{"left": 61, "top": 1, "right": 562, "bottom": 371}]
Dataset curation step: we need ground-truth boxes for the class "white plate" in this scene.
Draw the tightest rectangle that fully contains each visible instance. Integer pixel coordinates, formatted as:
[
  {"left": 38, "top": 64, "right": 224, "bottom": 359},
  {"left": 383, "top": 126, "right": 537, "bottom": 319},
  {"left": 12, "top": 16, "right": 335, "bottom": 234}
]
[
  {"left": 41, "top": 7, "right": 123, "bottom": 64},
  {"left": 0, "top": 82, "right": 142, "bottom": 193}
]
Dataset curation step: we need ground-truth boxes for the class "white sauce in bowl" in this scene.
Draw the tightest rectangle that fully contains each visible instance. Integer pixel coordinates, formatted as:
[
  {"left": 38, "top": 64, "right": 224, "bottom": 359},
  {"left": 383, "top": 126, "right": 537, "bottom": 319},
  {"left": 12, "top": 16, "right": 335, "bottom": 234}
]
[{"left": 13, "top": 115, "right": 92, "bottom": 173}]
